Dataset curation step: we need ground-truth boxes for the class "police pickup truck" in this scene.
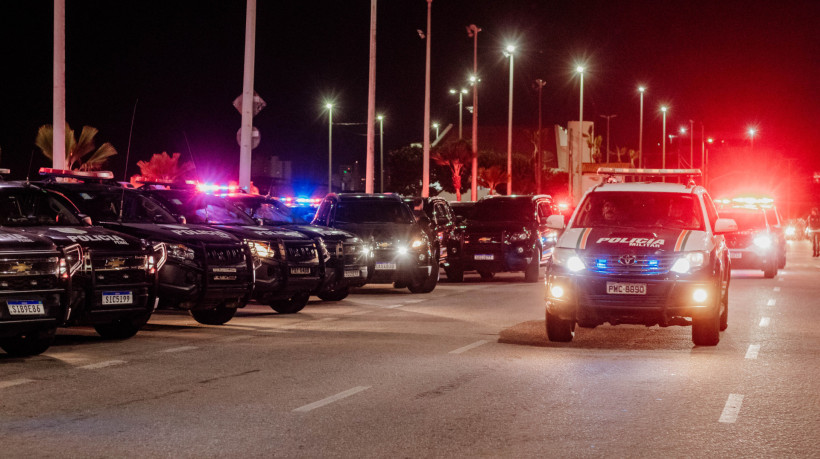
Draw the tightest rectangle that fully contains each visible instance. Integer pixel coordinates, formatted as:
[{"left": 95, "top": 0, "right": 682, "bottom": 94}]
[{"left": 544, "top": 169, "right": 737, "bottom": 346}]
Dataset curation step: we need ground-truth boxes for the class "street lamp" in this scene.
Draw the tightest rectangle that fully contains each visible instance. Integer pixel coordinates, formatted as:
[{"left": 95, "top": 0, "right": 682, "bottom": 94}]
[
  {"left": 432, "top": 122, "right": 440, "bottom": 139},
  {"left": 534, "top": 78, "right": 546, "bottom": 194},
  {"left": 661, "top": 106, "right": 668, "bottom": 169},
  {"left": 326, "top": 103, "right": 333, "bottom": 194},
  {"left": 678, "top": 126, "right": 686, "bottom": 168},
  {"left": 467, "top": 24, "right": 481, "bottom": 200},
  {"left": 504, "top": 44, "right": 516, "bottom": 195},
  {"left": 377, "top": 114, "right": 384, "bottom": 192},
  {"left": 449, "top": 88, "right": 468, "bottom": 139},
  {"left": 638, "top": 86, "right": 645, "bottom": 167}
]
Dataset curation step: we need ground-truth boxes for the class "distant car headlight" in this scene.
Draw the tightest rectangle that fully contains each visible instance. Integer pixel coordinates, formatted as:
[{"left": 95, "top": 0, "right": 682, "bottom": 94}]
[
  {"left": 670, "top": 251, "right": 707, "bottom": 274},
  {"left": 246, "top": 240, "right": 275, "bottom": 259},
  {"left": 552, "top": 248, "right": 585, "bottom": 272},
  {"left": 753, "top": 234, "right": 773, "bottom": 249},
  {"left": 508, "top": 229, "right": 530, "bottom": 242},
  {"left": 785, "top": 226, "right": 796, "bottom": 237},
  {"left": 167, "top": 243, "right": 196, "bottom": 262}
]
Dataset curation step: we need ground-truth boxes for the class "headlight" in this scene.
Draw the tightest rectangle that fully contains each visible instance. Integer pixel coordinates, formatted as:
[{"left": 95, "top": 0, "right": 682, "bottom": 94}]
[
  {"left": 411, "top": 239, "right": 424, "bottom": 249},
  {"left": 508, "top": 230, "right": 530, "bottom": 242},
  {"left": 753, "top": 234, "right": 773, "bottom": 249},
  {"left": 785, "top": 226, "right": 796, "bottom": 237},
  {"left": 246, "top": 240, "right": 275, "bottom": 259},
  {"left": 670, "top": 251, "right": 707, "bottom": 274},
  {"left": 552, "top": 248, "right": 585, "bottom": 272},
  {"left": 167, "top": 243, "right": 196, "bottom": 262}
]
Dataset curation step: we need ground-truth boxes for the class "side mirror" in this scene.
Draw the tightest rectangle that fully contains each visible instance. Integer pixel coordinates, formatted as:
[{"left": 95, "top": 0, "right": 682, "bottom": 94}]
[
  {"left": 177, "top": 215, "right": 187, "bottom": 225},
  {"left": 78, "top": 214, "right": 93, "bottom": 226},
  {"left": 714, "top": 218, "right": 738, "bottom": 234},
  {"left": 255, "top": 218, "right": 264, "bottom": 227},
  {"left": 546, "top": 214, "right": 565, "bottom": 230}
]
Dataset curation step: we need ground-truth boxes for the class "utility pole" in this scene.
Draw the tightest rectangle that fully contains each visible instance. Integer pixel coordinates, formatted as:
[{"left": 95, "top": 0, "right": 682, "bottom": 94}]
[
  {"left": 467, "top": 24, "right": 481, "bottom": 201},
  {"left": 238, "top": 0, "right": 257, "bottom": 191},
  {"left": 53, "top": 0, "right": 66, "bottom": 169},
  {"left": 421, "top": 0, "right": 432, "bottom": 197},
  {"left": 365, "top": 0, "right": 377, "bottom": 193},
  {"left": 689, "top": 119, "right": 694, "bottom": 169},
  {"left": 600, "top": 114, "right": 617, "bottom": 163},
  {"left": 534, "top": 79, "right": 546, "bottom": 194}
]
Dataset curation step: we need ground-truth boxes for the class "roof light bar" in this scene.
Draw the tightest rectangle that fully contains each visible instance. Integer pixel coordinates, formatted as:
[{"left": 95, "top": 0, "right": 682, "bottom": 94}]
[
  {"left": 39, "top": 168, "right": 114, "bottom": 180},
  {"left": 596, "top": 168, "right": 702, "bottom": 177}
]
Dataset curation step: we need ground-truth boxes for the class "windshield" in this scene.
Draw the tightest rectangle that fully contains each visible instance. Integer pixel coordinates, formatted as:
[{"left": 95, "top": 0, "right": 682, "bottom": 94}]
[
  {"left": 0, "top": 188, "right": 81, "bottom": 226},
  {"left": 472, "top": 199, "right": 533, "bottom": 222},
  {"left": 719, "top": 209, "right": 767, "bottom": 231},
  {"left": 236, "top": 198, "right": 307, "bottom": 225},
  {"left": 573, "top": 192, "right": 705, "bottom": 230},
  {"left": 63, "top": 189, "right": 177, "bottom": 224},
  {"left": 151, "top": 192, "right": 256, "bottom": 225},
  {"left": 335, "top": 200, "right": 415, "bottom": 224}
]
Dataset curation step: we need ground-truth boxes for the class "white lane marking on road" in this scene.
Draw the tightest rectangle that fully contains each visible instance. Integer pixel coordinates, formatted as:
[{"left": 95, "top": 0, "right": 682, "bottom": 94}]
[
  {"left": 719, "top": 394, "right": 744, "bottom": 423},
  {"left": 347, "top": 310, "right": 371, "bottom": 316},
  {"left": 767, "top": 299, "right": 776, "bottom": 306},
  {"left": 161, "top": 346, "right": 198, "bottom": 353},
  {"left": 218, "top": 335, "right": 252, "bottom": 342},
  {"left": 404, "top": 299, "right": 424, "bottom": 304},
  {"left": 293, "top": 386, "right": 371, "bottom": 412},
  {"left": 745, "top": 344, "right": 760, "bottom": 359},
  {"left": 773, "top": 287, "right": 781, "bottom": 292},
  {"left": 383, "top": 304, "right": 403, "bottom": 309},
  {"left": 759, "top": 317, "right": 771, "bottom": 327},
  {"left": 449, "top": 340, "right": 490, "bottom": 355},
  {"left": 79, "top": 360, "right": 126, "bottom": 370},
  {"left": 0, "top": 378, "right": 34, "bottom": 389}
]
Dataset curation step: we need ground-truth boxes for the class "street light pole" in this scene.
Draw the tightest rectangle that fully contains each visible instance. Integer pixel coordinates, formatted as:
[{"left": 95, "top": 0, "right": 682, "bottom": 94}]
[
  {"left": 748, "top": 128, "right": 756, "bottom": 154},
  {"left": 326, "top": 103, "right": 333, "bottom": 194},
  {"left": 505, "top": 45, "right": 516, "bottom": 195},
  {"left": 572, "top": 66, "right": 584, "bottom": 203},
  {"left": 600, "top": 114, "right": 616, "bottom": 163},
  {"left": 432, "top": 122, "right": 440, "bottom": 140},
  {"left": 378, "top": 114, "right": 384, "bottom": 193},
  {"left": 638, "top": 86, "right": 645, "bottom": 168},
  {"left": 689, "top": 119, "right": 694, "bottom": 169},
  {"left": 450, "top": 88, "right": 467, "bottom": 139},
  {"left": 422, "top": 0, "right": 432, "bottom": 198},
  {"left": 467, "top": 24, "right": 481, "bottom": 201},
  {"left": 535, "top": 78, "right": 546, "bottom": 194},
  {"left": 661, "top": 106, "right": 668, "bottom": 169}
]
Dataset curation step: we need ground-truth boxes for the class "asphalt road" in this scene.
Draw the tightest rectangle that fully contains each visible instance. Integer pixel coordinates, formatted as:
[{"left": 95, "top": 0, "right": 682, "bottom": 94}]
[{"left": 2, "top": 241, "right": 819, "bottom": 457}]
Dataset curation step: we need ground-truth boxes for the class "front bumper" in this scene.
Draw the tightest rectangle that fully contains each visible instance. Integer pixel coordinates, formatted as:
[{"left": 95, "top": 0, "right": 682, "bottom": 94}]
[
  {"left": 0, "top": 290, "right": 64, "bottom": 338},
  {"left": 367, "top": 248, "right": 433, "bottom": 284},
  {"left": 727, "top": 247, "right": 775, "bottom": 270},
  {"left": 460, "top": 242, "right": 534, "bottom": 272},
  {"left": 158, "top": 258, "right": 253, "bottom": 310},
  {"left": 252, "top": 258, "right": 322, "bottom": 302}
]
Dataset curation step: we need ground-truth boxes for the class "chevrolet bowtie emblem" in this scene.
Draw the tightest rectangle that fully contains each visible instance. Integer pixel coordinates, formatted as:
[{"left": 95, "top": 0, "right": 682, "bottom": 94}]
[
  {"left": 106, "top": 258, "right": 126, "bottom": 268},
  {"left": 478, "top": 237, "right": 491, "bottom": 243},
  {"left": 11, "top": 262, "right": 32, "bottom": 273}
]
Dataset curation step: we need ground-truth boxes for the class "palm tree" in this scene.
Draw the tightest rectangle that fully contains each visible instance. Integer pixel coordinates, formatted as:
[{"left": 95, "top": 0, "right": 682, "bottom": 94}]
[
  {"left": 131, "top": 152, "right": 195, "bottom": 185},
  {"left": 582, "top": 125, "right": 603, "bottom": 163},
  {"left": 35, "top": 124, "right": 117, "bottom": 170},
  {"left": 477, "top": 165, "right": 508, "bottom": 196},
  {"left": 431, "top": 139, "right": 472, "bottom": 201}
]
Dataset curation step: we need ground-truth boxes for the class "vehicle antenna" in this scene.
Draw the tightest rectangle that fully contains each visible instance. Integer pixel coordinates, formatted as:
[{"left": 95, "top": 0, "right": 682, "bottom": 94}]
[
  {"left": 26, "top": 148, "right": 36, "bottom": 185},
  {"left": 119, "top": 98, "right": 139, "bottom": 222},
  {"left": 182, "top": 131, "right": 199, "bottom": 178}
]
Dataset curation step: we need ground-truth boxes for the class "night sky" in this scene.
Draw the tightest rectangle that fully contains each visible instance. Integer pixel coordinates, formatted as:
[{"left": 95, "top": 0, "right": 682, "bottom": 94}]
[{"left": 1, "top": 1, "right": 817, "bottom": 201}]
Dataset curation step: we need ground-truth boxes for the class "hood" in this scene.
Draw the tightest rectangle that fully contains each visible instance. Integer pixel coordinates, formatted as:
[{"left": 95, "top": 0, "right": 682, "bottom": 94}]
[
  {"left": 283, "top": 224, "right": 360, "bottom": 242},
  {"left": 210, "top": 225, "right": 311, "bottom": 242},
  {"left": 14, "top": 226, "right": 143, "bottom": 251},
  {"left": 558, "top": 226, "right": 710, "bottom": 255},
  {"left": 334, "top": 222, "right": 422, "bottom": 244},
  {"left": 106, "top": 223, "right": 239, "bottom": 244},
  {"left": 0, "top": 228, "right": 57, "bottom": 252}
]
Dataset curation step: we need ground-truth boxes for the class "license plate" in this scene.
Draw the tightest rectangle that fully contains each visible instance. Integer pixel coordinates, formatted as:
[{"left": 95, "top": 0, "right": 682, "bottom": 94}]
[
  {"left": 344, "top": 269, "right": 362, "bottom": 278},
  {"left": 606, "top": 282, "right": 646, "bottom": 295},
  {"left": 290, "top": 267, "right": 311, "bottom": 275},
  {"left": 213, "top": 267, "right": 237, "bottom": 273},
  {"left": 474, "top": 254, "right": 494, "bottom": 260},
  {"left": 729, "top": 251, "right": 742, "bottom": 259},
  {"left": 7, "top": 300, "right": 45, "bottom": 315},
  {"left": 375, "top": 262, "right": 396, "bottom": 270},
  {"left": 214, "top": 275, "right": 237, "bottom": 281},
  {"left": 102, "top": 291, "right": 133, "bottom": 305}
]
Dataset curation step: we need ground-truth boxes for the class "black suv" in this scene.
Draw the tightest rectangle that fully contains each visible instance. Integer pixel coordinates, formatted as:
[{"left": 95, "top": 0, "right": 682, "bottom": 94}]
[
  {"left": 718, "top": 205, "right": 780, "bottom": 278},
  {"left": 142, "top": 188, "right": 324, "bottom": 313},
  {"left": 38, "top": 170, "right": 254, "bottom": 325},
  {"left": 0, "top": 181, "right": 161, "bottom": 339},
  {"left": 403, "top": 196, "right": 464, "bottom": 281},
  {"left": 454, "top": 195, "right": 558, "bottom": 282},
  {"left": 218, "top": 193, "right": 370, "bottom": 302},
  {"left": 313, "top": 193, "right": 438, "bottom": 293},
  {"left": 0, "top": 228, "right": 77, "bottom": 356}
]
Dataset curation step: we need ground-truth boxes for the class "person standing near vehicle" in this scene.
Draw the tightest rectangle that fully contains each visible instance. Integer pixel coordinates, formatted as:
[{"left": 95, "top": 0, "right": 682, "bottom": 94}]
[{"left": 808, "top": 207, "right": 820, "bottom": 257}]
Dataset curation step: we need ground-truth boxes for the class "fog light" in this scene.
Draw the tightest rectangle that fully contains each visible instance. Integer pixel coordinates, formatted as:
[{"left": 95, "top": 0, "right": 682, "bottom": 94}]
[
  {"left": 418, "top": 254, "right": 425, "bottom": 261},
  {"left": 693, "top": 288, "right": 708, "bottom": 303},
  {"left": 550, "top": 285, "right": 565, "bottom": 298},
  {"left": 517, "top": 247, "right": 524, "bottom": 254}
]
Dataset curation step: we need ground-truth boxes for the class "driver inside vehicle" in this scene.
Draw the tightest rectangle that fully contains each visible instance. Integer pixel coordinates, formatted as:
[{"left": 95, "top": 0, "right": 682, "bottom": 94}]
[
  {"left": 600, "top": 199, "right": 620, "bottom": 224},
  {"left": 659, "top": 199, "right": 697, "bottom": 228}
]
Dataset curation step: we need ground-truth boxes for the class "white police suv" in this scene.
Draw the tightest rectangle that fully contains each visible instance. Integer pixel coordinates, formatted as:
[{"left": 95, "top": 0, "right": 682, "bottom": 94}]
[{"left": 544, "top": 169, "right": 738, "bottom": 346}]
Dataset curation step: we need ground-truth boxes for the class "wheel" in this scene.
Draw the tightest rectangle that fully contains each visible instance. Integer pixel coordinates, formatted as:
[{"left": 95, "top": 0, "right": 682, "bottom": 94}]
[
  {"left": 408, "top": 262, "right": 439, "bottom": 294},
  {"left": 94, "top": 312, "right": 151, "bottom": 340},
  {"left": 444, "top": 266, "right": 463, "bottom": 283},
  {"left": 190, "top": 305, "right": 237, "bottom": 325},
  {"left": 763, "top": 259, "right": 777, "bottom": 278},
  {"left": 317, "top": 286, "right": 350, "bottom": 302},
  {"left": 270, "top": 292, "right": 310, "bottom": 314},
  {"left": 692, "top": 289, "right": 721, "bottom": 346},
  {"left": 478, "top": 270, "right": 495, "bottom": 281},
  {"left": 545, "top": 309, "right": 574, "bottom": 342},
  {"left": 524, "top": 247, "right": 541, "bottom": 283},
  {"left": 0, "top": 328, "right": 56, "bottom": 357},
  {"left": 777, "top": 252, "right": 786, "bottom": 269}
]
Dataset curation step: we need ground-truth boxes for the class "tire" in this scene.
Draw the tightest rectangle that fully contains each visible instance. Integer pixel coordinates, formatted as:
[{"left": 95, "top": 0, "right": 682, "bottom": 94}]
[
  {"left": 190, "top": 305, "right": 237, "bottom": 325},
  {"left": 270, "top": 292, "right": 310, "bottom": 314},
  {"left": 0, "top": 328, "right": 56, "bottom": 357},
  {"left": 763, "top": 259, "right": 777, "bottom": 279},
  {"left": 444, "top": 266, "right": 464, "bottom": 283},
  {"left": 777, "top": 252, "right": 786, "bottom": 269},
  {"left": 317, "top": 286, "right": 350, "bottom": 302},
  {"left": 545, "top": 309, "right": 574, "bottom": 342},
  {"left": 478, "top": 270, "right": 495, "bottom": 281},
  {"left": 408, "top": 262, "right": 439, "bottom": 294},
  {"left": 692, "top": 293, "right": 721, "bottom": 346},
  {"left": 94, "top": 312, "right": 151, "bottom": 340},
  {"left": 524, "top": 247, "right": 541, "bottom": 283}
]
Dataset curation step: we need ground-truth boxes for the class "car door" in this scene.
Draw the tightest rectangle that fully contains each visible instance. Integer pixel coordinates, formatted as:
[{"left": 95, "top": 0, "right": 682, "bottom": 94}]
[{"left": 536, "top": 200, "right": 556, "bottom": 263}]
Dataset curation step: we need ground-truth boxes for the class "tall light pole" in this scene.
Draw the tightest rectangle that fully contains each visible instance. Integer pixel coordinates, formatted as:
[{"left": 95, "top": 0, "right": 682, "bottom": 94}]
[
  {"left": 638, "top": 86, "right": 645, "bottom": 168},
  {"left": 678, "top": 127, "right": 686, "bottom": 168},
  {"left": 504, "top": 45, "right": 516, "bottom": 195},
  {"left": 661, "top": 106, "right": 668, "bottom": 169},
  {"left": 689, "top": 119, "right": 694, "bottom": 169},
  {"left": 422, "top": 0, "right": 433, "bottom": 198},
  {"left": 378, "top": 114, "right": 384, "bottom": 192},
  {"left": 432, "top": 122, "right": 440, "bottom": 140},
  {"left": 449, "top": 88, "right": 468, "bottom": 139},
  {"left": 571, "top": 66, "right": 584, "bottom": 203},
  {"left": 365, "top": 0, "right": 377, "bottom": 193},
  {"left": 53, "top": 0, "right": 66, "bottom": 170},
  {"left": 467, "top": 24, "right": 481, "bottom": 200},
  {"left": 600, "top": 114, "right": 617, "bottom": 163},
  {"left": 748, "top": 127, "right": 757, "bottom": 154},
  {"left": 534, "top": 78, "right": 546, "bottom": 194},
  {"left": 326, "top": 103, "right": 333, "bottom": 194}
]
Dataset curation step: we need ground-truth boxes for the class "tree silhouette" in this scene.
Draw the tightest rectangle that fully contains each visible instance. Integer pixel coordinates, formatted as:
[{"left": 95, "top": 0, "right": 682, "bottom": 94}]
[
  {"left": 431, "top": 139, "right": 472, "bottom": 201},
  {"left": 131, "top": 152, "right": 195, "bottom": 185},
  {"left": 35, "top": 124, "right": 117, "bottom": 170}
]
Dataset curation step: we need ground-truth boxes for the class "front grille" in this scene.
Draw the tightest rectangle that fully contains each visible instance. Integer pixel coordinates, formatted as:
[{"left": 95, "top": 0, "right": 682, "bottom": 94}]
[
  {"left": 0, "top": 275, "right": 57, "bottom": 290},
  {"left": 87, "top": 253, "right": 150, "bottom": 287},
  {"left": 94, "top": 269, "right": 147, "bottom": 285},
  {"left": 725, "top": 233, "right": 753, "bottom": 249},
  {"left": 205, "top": 246, "right": 246, "bottom": 265},
  {"left": 285, "top": 242, "right": 318, "bottom": 263},
  {"left": 582, "top": 254, "right": 677, "bottom": 275},
  {"left": 0, "top": 255, "right": 60, "bottom": 292},
  {"left": 342, "top": 243, "right": 366, "bottom": 265},
  {"left": 467, "top": 232, "right": 503, "bottom": 244}
]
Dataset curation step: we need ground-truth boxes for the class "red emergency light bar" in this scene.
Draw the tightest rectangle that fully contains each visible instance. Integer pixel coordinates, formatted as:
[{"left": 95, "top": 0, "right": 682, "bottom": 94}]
[
  {"left": 278, "top": 197, "right": 322, "bottom": 206},
  {"left": 596, "top": 167, "right": 702, "bottom": 176},
  {"left": 39, "top": 168, "right": 114, "bottom": 180}
]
